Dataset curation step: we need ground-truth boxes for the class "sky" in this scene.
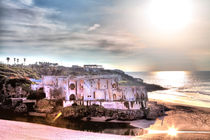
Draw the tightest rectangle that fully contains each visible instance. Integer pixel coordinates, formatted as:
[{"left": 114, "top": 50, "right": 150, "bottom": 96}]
[{"left": 0, "top": 0, "right": 210, "bottom": 71}]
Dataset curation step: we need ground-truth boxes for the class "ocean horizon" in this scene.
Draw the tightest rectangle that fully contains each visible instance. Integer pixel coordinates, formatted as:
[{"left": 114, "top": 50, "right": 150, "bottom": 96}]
[{"left": 128, "top": 71, "right": 210, "bottom": 108}]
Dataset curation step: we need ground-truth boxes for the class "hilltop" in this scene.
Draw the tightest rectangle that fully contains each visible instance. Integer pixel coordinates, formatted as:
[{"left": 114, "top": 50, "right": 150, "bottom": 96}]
[{"left": 0, "top": 63, "right": 166, "bottom": 92}]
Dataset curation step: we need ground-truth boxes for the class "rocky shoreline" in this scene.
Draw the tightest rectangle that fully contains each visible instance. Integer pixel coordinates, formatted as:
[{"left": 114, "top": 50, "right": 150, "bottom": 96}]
[
  {"left": 1, "top": 101, "right": 210, "bottom": 139},
  {"left": 0, "top": 99, "right": 168, "bottom": 137},
  {"left": 0, "top": 63, "right": 168, "bottom": 126},
  {"left": 61, "top": 101, "right": 168, "bottom": 121},
  {"left": 0, "top": 98, "right": 168, "bottom": 123}
]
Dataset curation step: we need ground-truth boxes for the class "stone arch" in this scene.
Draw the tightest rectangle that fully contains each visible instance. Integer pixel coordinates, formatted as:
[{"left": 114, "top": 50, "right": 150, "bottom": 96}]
[{"left": 69, "top": 94, "right": 76, "bottom": 100}]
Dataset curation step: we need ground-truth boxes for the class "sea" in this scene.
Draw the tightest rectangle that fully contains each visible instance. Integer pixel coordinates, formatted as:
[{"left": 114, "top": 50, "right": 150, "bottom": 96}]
[{"left": 127, "top": 71, "right": 210, "bottom": 108}]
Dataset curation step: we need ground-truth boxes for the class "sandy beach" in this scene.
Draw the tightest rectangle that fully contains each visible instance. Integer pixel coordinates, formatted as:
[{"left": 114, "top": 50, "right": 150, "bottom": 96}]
[
  {"left": 0, "top": 119, "right": 134, "bottom": 140},
  {"left": 136, "top": 100, "right": 210, "bottom": 139}
]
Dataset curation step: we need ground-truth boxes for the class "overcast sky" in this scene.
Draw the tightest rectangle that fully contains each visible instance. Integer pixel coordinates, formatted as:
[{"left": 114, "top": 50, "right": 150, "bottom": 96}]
[{"left": 0, "top": 0, "right": 210, "bottom": 71}]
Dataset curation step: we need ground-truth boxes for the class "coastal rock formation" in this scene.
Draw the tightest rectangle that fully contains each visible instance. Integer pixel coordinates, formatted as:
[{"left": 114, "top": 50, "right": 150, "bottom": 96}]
[
  {"left": 14, "top": 103, "right": 27, "bottom": 113},
  {"left": 146, "top": 101, "right": 167, "bottom": 120},
  {"left": 144, "top": 83, "right": 167, "bottom": 92},
  {"left": 35, "top": 99, "right": 55, "bottom": 113},
  {"left": 62, "top": 105, "right": 146, "bottom": 121}
]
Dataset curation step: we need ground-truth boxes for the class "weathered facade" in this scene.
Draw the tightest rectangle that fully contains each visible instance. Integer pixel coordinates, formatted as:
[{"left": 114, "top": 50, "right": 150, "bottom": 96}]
[{"left": 31, "top": 75, "right": 148, "bottom": 110}]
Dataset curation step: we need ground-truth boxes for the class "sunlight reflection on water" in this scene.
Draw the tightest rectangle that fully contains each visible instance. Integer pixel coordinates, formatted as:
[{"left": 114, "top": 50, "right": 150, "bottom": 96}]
[
  {"left": 128, "top": 71, "right": 210, "bottom": 108},
  {"left": 151, "top": 71, "right": 189, "bottom": 88}
]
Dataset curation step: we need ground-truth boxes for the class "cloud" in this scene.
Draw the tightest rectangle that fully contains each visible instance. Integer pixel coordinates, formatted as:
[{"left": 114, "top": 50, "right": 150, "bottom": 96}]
[
  {"left": 88, "top": 24, "right": 100, "bottom": 31},
  {"left": 0, "top": 1, "right": 142, "bottom": 55},
  {"left": 0, "top": 0, "right": 146, "bottom": 69},
  {"left": 19, "top": 0, "right": 33, "bottom": 6}
]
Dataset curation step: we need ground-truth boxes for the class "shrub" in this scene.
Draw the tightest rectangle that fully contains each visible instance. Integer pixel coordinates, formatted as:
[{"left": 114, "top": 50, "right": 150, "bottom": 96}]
[{"left": 27, "top": 88, "right": 46, "bottom": 100}]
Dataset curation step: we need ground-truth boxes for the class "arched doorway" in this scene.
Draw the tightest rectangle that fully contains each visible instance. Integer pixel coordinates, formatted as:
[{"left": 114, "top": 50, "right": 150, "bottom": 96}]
[
  {"left": 112, "top": 83, "right": 117, "bottom": 88},
  {"left": 69, "top": 94, "right": 76, "bottom": 100},
  {"left": 93, "top": 91, "right": 96, "bottom": 99},
  {"left": 113, "top": 94, "right": 116, "bottom": 100},
  {"left": 140, "top": 94, "right": 145, "bottom": 109}
]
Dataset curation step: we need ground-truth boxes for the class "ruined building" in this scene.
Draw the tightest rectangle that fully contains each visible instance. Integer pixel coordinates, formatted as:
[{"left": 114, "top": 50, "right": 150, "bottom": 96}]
[{"left": 31, "top": 75, "right": 148, "bottom": 110}]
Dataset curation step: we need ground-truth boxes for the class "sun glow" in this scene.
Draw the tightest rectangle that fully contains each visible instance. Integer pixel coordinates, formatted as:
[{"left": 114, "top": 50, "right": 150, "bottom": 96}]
[
  {"left": 152, "top": 71, "right": 188, "bottom": 88},
  {"left": 168, "top": 127, "right": 178, "bottom": 136},
  {"left": 146, "top": 127, "right": 178, "bottom": 136},
  {"left": 146, "top": 0, "right": 193, "bottom": 32}
]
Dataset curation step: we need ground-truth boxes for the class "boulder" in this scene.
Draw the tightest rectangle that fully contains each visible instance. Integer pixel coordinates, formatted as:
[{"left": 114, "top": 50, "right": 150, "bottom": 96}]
[
  {"left": 62, "top": 105, "right": 88, "bottom": 119},
  {"left": 135, "top": 110, "right": 145, "bottom": 119},
  {"left": 14, "top": 103, "right": 27, "bottom": 113},
  {"left": 146, "top": 102, "right": 166, "bottom": 120},
  {"left": 35, "top": 99, "right": 54, "bottom": 113}
]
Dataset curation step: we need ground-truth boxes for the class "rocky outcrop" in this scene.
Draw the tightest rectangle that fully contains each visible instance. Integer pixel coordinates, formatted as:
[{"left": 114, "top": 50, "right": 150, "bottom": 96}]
[
  {"left": 112, "top": 110, "right": 145, "bottom": 121},
  {"left": 14, "top": 103, "right": 27, "bottom": 113},
  {"left": 62, "top": 105, "right": 145, "bottom": 121},
  {"left": 146, "top": 101, "right": 167, "bottom": 120},
  {"left": 144, "top": 83, "right": 167, "bottom": 92},
  {"left": 35, "top": 99, "right": 55, "bottom": 113},
  {"left": 62, "top": 105, "right": 89, "bottom": 119},
  {"left": 45, "top": 101, "right": 167, "bottom": 121}
]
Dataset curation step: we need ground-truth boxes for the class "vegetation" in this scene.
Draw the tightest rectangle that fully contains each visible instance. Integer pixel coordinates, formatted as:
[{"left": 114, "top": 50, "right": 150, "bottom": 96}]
[
  {"left": 27, "top": 88, "right": 46, "bottom": 100},
  {"left": 0, "top": 62, "right": 145, "bottom": 85},
  {"left": 0, "top": 64, "right": 39, "bottom": 79}
]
